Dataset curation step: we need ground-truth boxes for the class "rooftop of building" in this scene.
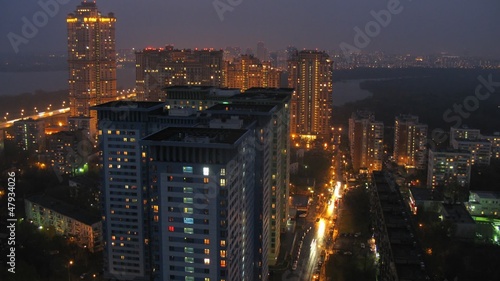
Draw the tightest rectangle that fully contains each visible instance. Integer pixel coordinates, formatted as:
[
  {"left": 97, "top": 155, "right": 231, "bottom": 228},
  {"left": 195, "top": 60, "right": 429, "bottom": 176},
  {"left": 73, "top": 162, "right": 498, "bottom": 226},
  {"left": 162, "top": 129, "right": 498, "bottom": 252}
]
[
  {"left": 290, "top": 195, "right": 310, "bottom": 207},
  {"left": 470, "top": 191, "right": 500, "bottom": 200},
  {"left": 395, "top": 114, "right": 420, "bottom": 122},
  {"left": 143, "top": 127, "right": 249, "bottom": 145},
  {"left": 429, "top": 147, "right": 472, "bottom": 154},
  {"left": 205, "top": 103, "right": 276, "bottom": 114},
  {"left": 350, "top": 110, "right": 376, "bottom": 121},
  {"left": 409, "top": 187, "right": 444, "bottom": 202},
  {"left": 164, "top": 86, "right": 215, "bottom": 91},
  {"left": 453, "top": 138, "right": 491, "bottom": 144},
  {"left": 91, "top": 101, "right": 166, "bottom": 111},
  {"left": 26, "top": 194, "right": 100, "bottom": 226},
  {"left": 229, "top": 88, "right": 292, "bottom": 103},
  {"left": 441, "top": 203, "right": 476, "bottom": 224}
]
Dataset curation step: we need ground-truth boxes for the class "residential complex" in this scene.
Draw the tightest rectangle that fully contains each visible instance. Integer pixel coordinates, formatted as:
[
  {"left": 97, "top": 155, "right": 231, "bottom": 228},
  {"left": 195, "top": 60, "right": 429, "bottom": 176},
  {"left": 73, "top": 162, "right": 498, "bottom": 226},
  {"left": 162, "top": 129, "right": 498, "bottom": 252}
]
[
  {"left": 25, "top": 194, "right": 102, "bottom": 252},
  {"left": 223, "top": 55, "right": 281, "bottom": 91},
  {"left": 427, "top": 148, "right": 472, "bottom": 189},
  {"left": 348, "top": 111, "right": 384, "bottom": 172},
  {"left": 93, "top": 87, "right": 291, "bottom": 281},
  {"left": 135, "top": 46, "right": 224, "bottom": 101}
]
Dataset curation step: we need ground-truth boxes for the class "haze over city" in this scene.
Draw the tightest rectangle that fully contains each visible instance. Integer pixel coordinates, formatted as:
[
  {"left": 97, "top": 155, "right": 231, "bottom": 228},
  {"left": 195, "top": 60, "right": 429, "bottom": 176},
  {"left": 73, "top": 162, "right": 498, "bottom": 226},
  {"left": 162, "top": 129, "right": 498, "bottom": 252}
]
[{"left": 1, "top": 0, "right": 500, "bottom": 57}]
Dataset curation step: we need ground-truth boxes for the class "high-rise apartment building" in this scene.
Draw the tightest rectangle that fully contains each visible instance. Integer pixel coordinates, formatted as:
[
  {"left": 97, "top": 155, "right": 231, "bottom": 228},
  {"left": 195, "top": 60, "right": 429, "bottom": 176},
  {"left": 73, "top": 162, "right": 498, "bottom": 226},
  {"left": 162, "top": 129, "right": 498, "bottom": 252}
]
[
  {"left": 482, "top": 134, "right": 500, "bottom": 159},
  {"left": 223, "top": 55, "right": 281, "bottom": 92},
  {"left": 135, "top": 46, "right": 223, "bottom": 101},
  {"left": 449, "top": 127, "right": 481, "bottom": 143},
  {"left": 450, "top": 127, "right": 492, "bottom": 166},
  {"left": 143, "top": 127, "right": 256, "bottom": 281},
  {"left": 67, "top": 1, "right": 117, "bottom": 136},
  {"left": 393, "top": 115, "right": 428, "bottom": 169},
  {"left": 427, "top": 148, "right": 472, "bottom": 189},
  {"left": 206, "top": 87, "right": 291, "bottom": 276},
  {"left": 94, "top": 101, "right": 167, "bottom": 280},
  {"left": 14, "top": 118, "right": 46, "bottom": 153},
  {"left": 288, "top": 50, "right": 333, "bottom": 139},
  {"left": 349, "top": 111, "right": 384, "bottom": 172},
  {"left": 94, "top": 87, "right": 291, "bottom": 281}
]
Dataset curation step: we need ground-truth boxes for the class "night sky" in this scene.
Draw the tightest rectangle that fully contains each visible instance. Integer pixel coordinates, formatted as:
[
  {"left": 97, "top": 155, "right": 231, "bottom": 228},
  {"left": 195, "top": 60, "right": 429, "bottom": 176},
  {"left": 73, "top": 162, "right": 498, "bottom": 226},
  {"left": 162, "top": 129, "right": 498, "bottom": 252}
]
[{"left": 1, "top": 0, "right": 499, "bottom": 57}]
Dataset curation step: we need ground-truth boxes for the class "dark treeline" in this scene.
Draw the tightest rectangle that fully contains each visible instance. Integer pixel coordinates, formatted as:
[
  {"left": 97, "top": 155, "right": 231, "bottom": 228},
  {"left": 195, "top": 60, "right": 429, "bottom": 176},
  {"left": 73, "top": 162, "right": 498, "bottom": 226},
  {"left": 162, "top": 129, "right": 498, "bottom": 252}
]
[{"left": 333, "top": 68, "right": 500, "bottom": 135}]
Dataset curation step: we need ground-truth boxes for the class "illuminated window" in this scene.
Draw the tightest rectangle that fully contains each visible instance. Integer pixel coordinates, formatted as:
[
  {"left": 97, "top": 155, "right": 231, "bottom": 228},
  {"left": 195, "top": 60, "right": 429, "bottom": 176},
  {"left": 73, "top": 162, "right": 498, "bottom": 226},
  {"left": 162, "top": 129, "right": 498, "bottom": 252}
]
[
  {"left": 183, "top": 187, "right": 193, "bottom": 193},
  {"left": 220, "top": 260, "right": 226, "bottom": 267},
  {"left": 220, "top": 240, "right": 226, "bottom": 247},
  {"left": 185, "top": 257, "right": 194, "bottom": 263},
  {"left": 184, "top": 198, "right": 193, "bottom": 204},
  {"left": 204, "top": 258, "right": 210, "bottom": 265},
  {"left": 183, "top": 166, "right": 193, "bottom": 173},
  {"left": 220, "top": 250, "right": 226, "bottom": 258},
  {"left": 185, "top": 267, "right": 194, "bottom": 273},
  {"left": 184, "top": 228, "right": 194, "bottom": 234},
  {"left": 184, "top": 247, "right": 194, "bottom": 254},
  {"left": 220, "top": 179, "right": 226, "bottom": 186},
  {"left": 220, "top": 168, "right": 226, "bottom": 176},
  {"left": 204, "top": 178, "right": 209, "bottom": 184},
  {"left": 184, "top": 208, "right": 193, "bottom": 214},
  {"left": 204, "top": 239, "right": 210, "bottom": 245},
  {"left": 203, "top": 167, "right": 209, "bottom": 176},
  {"left": 204, "top": 249, "right": 210, "bottom": 255},
  {"left": 168, "top": 226, "right": 174, "bottom": 232},
  {"left": 184, "top": 217, "right": 194, "bottom": 224}
]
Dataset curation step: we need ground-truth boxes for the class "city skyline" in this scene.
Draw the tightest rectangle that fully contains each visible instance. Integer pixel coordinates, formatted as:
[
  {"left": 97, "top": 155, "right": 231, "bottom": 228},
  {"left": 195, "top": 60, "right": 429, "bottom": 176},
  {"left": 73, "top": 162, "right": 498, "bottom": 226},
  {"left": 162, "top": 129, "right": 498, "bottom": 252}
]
[
  {"left": 1, "top": 1, "right": 500, "bottom": 281},
  {"left": 1, "top": 0, "right": 500, "bottom": 58}
]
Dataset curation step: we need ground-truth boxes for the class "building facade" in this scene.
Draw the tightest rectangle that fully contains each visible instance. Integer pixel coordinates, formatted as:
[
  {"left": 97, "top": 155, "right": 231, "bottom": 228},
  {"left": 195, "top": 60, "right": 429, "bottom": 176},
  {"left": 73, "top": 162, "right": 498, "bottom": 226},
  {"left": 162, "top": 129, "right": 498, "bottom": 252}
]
[
  {"left": 427, "top": 149, "right": 472, "bottom": 189},
  {"left": 223, "top": 55, "right": 281, "bottom": 92},
  {"left": 288, "top": 50, "right": 333, "bottom": 139},
  {"left": 393, "top": 115, "right": 428, "bottom": 169},
  {"left": 163, "top": 86, "right": 239, "bottom": 111},
  {"left": 25, "top": 194, "right": 102, "bottom": 252},
  {"left": 466, "top": 191, "right": 500, "bottom": 218},
  {"left": 135, "top": 46, "right": 224, "bottom": 101},
  {"left": 142, "top": 127, "right": 256, "bottom": 281},
  {"left": 67, "top": 1, "right": 117, "bottom": 136},
  {"left": 14, "top": 118, "right": 46, "bottom": 153},
  {"left": 349, "top": 111, "right": 384, "bottom": 172}
]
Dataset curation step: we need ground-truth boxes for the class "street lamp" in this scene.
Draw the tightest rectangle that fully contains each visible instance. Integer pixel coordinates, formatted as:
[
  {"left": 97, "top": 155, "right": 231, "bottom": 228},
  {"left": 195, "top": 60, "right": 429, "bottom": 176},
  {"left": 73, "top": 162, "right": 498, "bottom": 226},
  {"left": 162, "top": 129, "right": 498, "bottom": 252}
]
[{"left": 67, "top": 260, "right": 74, "bottom": 281}]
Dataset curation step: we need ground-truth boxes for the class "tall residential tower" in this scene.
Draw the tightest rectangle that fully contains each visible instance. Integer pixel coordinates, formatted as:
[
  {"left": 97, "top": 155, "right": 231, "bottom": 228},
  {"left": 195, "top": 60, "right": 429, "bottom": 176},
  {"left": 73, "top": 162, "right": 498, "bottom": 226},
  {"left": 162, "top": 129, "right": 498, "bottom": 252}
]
[
  {"left": 67, "top": 1, "right": 117, "bottom": 135},
  {"left": 288, "top": 50, "right": 333, "bottom": 139}
]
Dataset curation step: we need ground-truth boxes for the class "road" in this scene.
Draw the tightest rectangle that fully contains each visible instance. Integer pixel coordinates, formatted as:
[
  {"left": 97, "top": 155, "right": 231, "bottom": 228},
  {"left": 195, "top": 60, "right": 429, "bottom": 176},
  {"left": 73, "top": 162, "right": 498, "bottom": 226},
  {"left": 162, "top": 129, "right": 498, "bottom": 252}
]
[{"left": 283, "top": 151, "right": 343, "bottom": 281}]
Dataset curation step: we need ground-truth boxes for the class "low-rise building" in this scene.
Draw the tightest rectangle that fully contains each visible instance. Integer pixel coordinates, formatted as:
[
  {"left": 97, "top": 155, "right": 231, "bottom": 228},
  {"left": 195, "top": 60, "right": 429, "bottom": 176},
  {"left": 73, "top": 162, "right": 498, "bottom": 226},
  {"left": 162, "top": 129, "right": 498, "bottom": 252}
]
[
  {"left": 466, "top": 191, "right": 500, "bottom": 218},
  {"left": 25, "top": 194, "right": 102, "bottom": 252},
  {"left": 439, "top": 203, "right": 477, "bottom": 241},
  {"left": 408, "top": 187, "right": 443, "bottom": 214}
]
